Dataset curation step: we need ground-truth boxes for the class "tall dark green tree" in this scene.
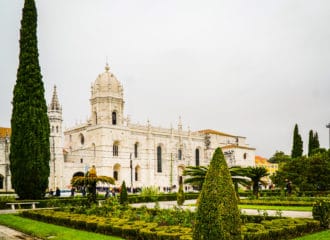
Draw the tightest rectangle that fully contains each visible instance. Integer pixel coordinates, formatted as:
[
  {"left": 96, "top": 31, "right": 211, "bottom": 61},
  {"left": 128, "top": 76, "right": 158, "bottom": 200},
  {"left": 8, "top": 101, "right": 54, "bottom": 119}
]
[
  {"left": 308, "top": 130, "right": 314, "bottom": 156},
  {"left": 308, "top": 130, "right": 320, "bottom": 156},
  {"left": 193, "top": 148, "right": 241, "bottom": 240},
  {"left": 10, "top": 0, "right": 50, "bottom": 199},
  {"left": 291, "top": 124, "right": 303, "bottom": 158}
]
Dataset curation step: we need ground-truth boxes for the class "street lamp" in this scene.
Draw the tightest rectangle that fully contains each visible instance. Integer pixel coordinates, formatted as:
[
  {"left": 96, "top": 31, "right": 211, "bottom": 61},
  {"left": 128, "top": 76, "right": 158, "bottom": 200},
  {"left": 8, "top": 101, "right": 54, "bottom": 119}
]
[
  {"left": 130, "top": 153, "right": 133, "bottom": 193},
  {"left": 326, "top": 123, "right": 330, "bottom": 149}
]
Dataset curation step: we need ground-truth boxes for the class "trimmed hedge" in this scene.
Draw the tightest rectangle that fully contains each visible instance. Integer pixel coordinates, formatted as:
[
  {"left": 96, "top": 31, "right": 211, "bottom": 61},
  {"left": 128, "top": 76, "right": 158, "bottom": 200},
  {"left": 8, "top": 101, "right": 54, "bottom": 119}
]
[{"left": 21, "top": 210, "right": 321, "bottom": 240}]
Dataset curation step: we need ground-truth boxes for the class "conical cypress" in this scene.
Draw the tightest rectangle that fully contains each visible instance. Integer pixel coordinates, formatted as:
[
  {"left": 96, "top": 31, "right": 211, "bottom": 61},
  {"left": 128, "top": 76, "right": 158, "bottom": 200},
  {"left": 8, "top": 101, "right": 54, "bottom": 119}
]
[
  {"left": 193, "top": 148, "right": 241, "bottom": 240},
  {"left": 10, "top": 0, "right": 50, "bottom": 199},
  {"left": 291, "top": 124, "right": 303, "bottom": 158}
]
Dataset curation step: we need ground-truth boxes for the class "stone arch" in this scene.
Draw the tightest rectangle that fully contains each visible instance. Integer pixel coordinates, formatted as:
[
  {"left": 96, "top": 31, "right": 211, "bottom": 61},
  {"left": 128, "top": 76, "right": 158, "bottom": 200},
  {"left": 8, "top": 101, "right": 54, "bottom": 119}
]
[{"left": 73, "top": 172, "right": 84, "bottom": 178}]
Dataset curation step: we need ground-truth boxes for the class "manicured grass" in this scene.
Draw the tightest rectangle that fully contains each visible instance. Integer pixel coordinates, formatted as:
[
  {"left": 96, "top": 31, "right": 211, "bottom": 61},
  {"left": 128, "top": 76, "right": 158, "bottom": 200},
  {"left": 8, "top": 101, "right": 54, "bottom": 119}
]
[
  {"left": 293, "top": 229, "right": 330, "bottom": 240},
  {"left": 238, "top": 204, "right": 312, "bottom": 211},
  {"left": 0, "top": 214, "right": 123, "bottom": 240}
]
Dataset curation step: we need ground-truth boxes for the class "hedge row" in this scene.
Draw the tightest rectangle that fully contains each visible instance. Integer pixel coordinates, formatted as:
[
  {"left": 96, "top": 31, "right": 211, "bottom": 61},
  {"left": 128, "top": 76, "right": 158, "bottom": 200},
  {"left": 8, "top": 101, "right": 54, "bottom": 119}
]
[
  {"left": 21, "top": 210, "right": 320, "bottom": 240},
  {"left": 239, "top": 199, "right": 315, "bottom": 207}
]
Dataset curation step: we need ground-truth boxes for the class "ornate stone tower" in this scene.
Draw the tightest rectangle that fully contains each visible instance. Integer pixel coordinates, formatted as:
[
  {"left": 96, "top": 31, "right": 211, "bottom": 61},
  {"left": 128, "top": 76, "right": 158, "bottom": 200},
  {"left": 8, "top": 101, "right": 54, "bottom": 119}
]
[
  {"left": 48, "top": 86, "right": 63, "bottom": 190},
  {"left": 90, "top": 64, "right": 124, "bottom": 126}
]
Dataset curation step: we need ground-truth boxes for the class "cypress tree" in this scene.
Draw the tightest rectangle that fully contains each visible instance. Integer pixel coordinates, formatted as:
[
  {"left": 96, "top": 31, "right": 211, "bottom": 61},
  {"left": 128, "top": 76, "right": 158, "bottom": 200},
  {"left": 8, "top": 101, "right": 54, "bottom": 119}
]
[
  {"left": 291, "top": 124, "right": 303, "bottom": 158},
  {"left": 309, "top": 131, "right": 320, "bottom": 156},
  {"left": 308, "top": 130, "right": 314, "bottom": 156},
  {"left": 313, "top": 132, "right": 320, "bottom": 150},
  {"left": 193, "top": 148, "right": 241, "bottom": 240},
  {"left": 10, "top": 0, "right": 50, "bottom": 199},
  {"left": 119, "top": 181, "right": 128, "bottom": 204}
]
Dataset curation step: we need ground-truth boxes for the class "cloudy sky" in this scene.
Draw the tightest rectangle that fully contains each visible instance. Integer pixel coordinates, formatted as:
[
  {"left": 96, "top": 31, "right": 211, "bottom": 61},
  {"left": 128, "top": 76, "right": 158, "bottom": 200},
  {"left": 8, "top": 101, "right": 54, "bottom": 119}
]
[{"left": 1, "top": 0, "right": 329, "bottom": 158}]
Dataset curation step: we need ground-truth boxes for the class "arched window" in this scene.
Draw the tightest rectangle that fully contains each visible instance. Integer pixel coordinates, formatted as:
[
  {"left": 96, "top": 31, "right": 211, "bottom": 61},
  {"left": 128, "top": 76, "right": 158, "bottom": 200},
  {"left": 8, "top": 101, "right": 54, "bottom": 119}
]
[
  {"left": 80, "top": 158, "right": 83, "bottom": 163},
  {"left": 157, "top": 146, "right": 162, "bottom": 173},
  {"left": 178, "top": 149, "right": 182, "bottom": 160},
  {"left": 0, "top": 175, "right": 4, "bottom": 189},
  {"left": 113, "top": 164, "right": 120, "bottom": 181},
  {"left": 243, "top": 153, "right": 247, "bottom": 160},
  {"left": 195, "top": 148, "right": 200, "bottom": 166},
  {"left": 79, "top": 134, "right": 85, "bottom": 145},
  {"left": 113, "top": 171, "right": 118, "bottom": 180},
  {"left": 112, "top": 111, "right": 117, "bottom": 125},
  {"left": 113, "top": 142, "right": 119, "bottom": 156},
  {"left": 93, "top": 111, "right": 97, "bottom": 125},
  {"left": 135, "top": 166, "right": 140, "bottom": 181},
  {"left": 134, "top": 142, "right": 138, "bottom": 158}
]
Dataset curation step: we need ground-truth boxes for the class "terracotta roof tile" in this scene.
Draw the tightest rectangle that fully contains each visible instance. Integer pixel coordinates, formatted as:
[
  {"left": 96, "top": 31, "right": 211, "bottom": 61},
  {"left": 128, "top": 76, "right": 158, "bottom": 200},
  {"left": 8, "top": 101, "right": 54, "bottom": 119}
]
[{"left": 0, "top": 127, "right": 11, "bottom": 138}]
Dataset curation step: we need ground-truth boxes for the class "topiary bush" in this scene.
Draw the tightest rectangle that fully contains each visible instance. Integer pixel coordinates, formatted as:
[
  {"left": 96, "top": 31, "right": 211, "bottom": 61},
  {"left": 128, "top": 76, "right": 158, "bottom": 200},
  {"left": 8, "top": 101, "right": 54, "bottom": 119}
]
[
  {"left": 120, "top": 181, "right": 128, "bottom": 205},
  {"left": 193, "top": 147, "right": 241, "bottom": 240}
]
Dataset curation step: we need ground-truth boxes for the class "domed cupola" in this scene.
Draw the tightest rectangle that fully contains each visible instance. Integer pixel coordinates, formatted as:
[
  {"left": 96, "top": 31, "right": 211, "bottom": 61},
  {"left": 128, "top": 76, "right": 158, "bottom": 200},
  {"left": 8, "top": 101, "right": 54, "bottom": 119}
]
[
  {"left": 90, "top": 64, "right": 125, "bottom": 126},
  {"left": 91, "top": 63, "right": 123, "bottom": 99}
]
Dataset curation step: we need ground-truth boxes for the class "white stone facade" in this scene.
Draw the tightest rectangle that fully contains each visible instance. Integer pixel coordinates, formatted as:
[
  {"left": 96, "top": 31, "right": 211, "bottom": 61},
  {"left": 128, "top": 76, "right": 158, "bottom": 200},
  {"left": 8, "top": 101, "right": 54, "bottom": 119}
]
[
  {"left": 0, "top": 64, "right": 256, "bottom": 192},
  {"left": 48, "top": 64, "right": 256, "bottom": 192}
]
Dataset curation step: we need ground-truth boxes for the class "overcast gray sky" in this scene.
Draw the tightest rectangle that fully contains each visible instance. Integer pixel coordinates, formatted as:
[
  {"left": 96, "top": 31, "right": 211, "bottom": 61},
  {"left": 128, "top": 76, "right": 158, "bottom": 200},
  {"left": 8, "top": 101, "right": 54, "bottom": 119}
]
[{"left": 1, "top": 0, "right": 330, "bottom": 158}]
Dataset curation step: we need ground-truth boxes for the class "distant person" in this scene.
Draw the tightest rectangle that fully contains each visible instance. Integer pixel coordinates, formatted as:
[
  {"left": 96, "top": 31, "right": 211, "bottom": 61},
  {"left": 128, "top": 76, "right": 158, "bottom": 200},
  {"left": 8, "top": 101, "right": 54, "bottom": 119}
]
[
  {"left": 55, "top": 187, "right": 61, "bottom": 197},
  {"left": 71, "top": 187, "right": 75, "bottom": 197},
  {"left": 105, "top": 188, "right": 109, "bottom": 198}
]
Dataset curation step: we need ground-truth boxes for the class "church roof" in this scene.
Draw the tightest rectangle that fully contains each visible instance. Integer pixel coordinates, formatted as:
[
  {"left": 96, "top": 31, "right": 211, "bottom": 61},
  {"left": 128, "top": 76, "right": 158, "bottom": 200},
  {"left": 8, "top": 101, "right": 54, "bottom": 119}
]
[
  {"left": 0, "top": 127, "right": 11, "bottom": 138},
  {"left": 198, "top": 129, "right": 237, "bottom": 138},
  {"left": 222, "top": 144, "right": 256, "bottom": 150}
]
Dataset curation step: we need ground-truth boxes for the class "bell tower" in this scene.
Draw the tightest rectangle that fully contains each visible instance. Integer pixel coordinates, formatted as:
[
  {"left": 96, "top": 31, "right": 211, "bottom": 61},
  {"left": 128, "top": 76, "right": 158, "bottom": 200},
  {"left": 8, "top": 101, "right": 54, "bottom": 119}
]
[
  {"left": 48, "top": 86, "right": 63, "bottom": 190},
  {"left": 90, "top": 64, "right": 124, "bottom": 126}
]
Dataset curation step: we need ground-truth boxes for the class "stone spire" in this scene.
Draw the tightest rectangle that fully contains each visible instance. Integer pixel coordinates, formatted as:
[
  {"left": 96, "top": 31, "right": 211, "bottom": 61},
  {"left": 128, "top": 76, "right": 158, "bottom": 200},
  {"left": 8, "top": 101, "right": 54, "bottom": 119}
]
[{"left": 50, "top": 85, "right": 61, "bottom": 111}]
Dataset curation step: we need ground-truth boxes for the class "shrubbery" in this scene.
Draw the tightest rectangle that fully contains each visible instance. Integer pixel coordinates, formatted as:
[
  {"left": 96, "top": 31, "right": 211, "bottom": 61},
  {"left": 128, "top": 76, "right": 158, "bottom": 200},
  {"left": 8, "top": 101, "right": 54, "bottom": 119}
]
[{"left": 313, "top": 199, "right": 330, "bottom": 229}]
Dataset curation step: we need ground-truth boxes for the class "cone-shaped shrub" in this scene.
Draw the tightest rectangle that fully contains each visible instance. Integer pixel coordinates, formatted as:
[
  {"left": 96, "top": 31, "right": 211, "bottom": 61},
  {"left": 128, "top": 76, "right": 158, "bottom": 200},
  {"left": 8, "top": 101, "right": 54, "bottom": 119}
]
[
  {"left": 193, "top": 147, "right": 241, "bottom": 240},
  {"left": 120, "top": 181, "right": 128, "bottom": 204}
]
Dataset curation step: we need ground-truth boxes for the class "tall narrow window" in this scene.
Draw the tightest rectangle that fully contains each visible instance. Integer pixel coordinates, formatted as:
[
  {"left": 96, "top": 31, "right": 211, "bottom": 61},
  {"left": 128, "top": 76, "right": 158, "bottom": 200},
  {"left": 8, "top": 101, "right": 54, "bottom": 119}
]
[
  {"left": 134, "top": 143, "right": 138, "bottom": 158},
  {"left": 113, "top": 143, "right": 119, "bottom": 156},
  {"left": 178, "top": 149, "right": 182, "bottom": 160},
  {"left": 195, "top": 148, "right": 200, "bottom": 166},
  {"left": 157, "top": 146, "right": 162, "bottom": 173},
  {"left": 0, "top": 175, "right": 4, "bottom": 189},
  {"left": 112, "top": 111, "right": 117, "bottom": 125}
]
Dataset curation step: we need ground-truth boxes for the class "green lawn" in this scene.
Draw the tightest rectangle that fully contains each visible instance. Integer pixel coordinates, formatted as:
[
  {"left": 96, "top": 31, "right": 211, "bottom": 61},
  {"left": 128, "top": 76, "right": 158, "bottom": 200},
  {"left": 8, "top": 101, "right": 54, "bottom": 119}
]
[
  {"left": 238, "top": 204, "right": 312, "bottom": 211},
  {"left": 0, "top": 214, "right": 123, "bottom": 240},
  {"left": 293, "top": 230, "right": 330, "bottom": 240}
]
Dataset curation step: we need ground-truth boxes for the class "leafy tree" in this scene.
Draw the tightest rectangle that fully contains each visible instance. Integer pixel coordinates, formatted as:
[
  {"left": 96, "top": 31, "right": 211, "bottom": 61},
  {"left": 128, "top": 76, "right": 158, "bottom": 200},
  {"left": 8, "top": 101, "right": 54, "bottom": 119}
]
[
  {"left": 268, "top": 151, "right": 291, "bottom": 163},
  {"left": 71, "top": 166, "right": 114, "bottom": 205},
  {"left": 193, "top": 148, "right": 241, "bottom": 240},
  {"left": 271, "top": 151, "right": 330, "bottom": 191},
  {"left": 10, "top": 0, "right": 50, "bottom": 199},
  {"left": 245, "top": 166, "right": 269, "bottom": 199},
  {"left": 120, "top": 181, "right": 128, "bottom": 205},
  {"left": 291, "top": 124, "right": 303, "bottom": 158}
]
